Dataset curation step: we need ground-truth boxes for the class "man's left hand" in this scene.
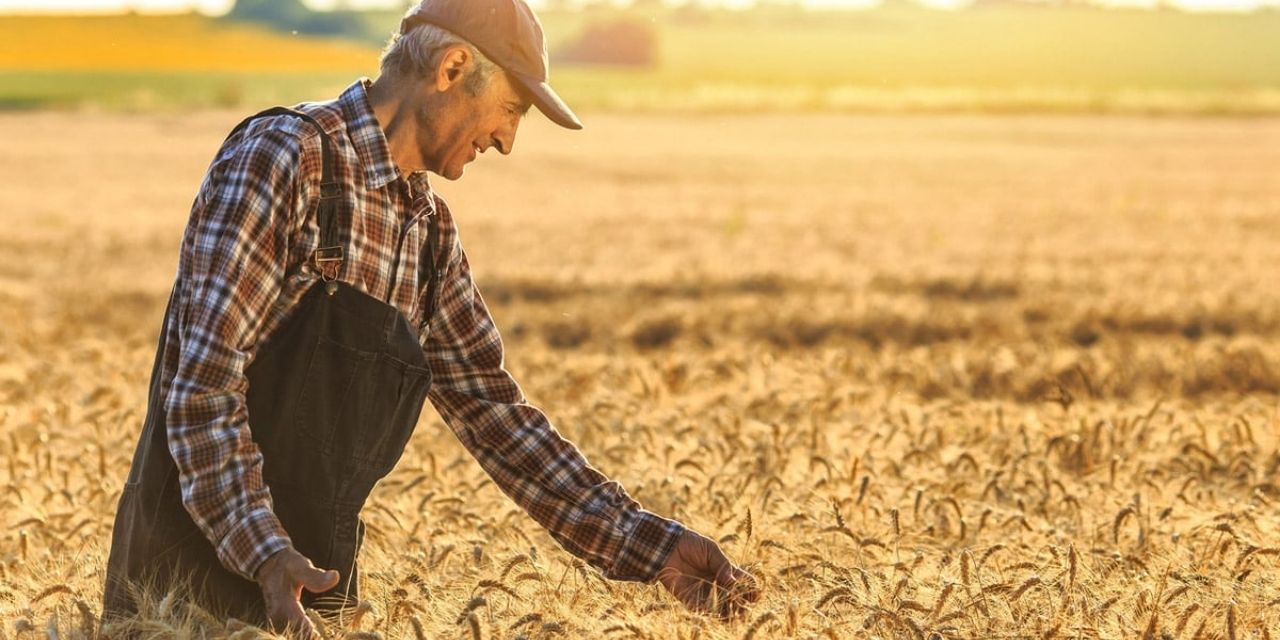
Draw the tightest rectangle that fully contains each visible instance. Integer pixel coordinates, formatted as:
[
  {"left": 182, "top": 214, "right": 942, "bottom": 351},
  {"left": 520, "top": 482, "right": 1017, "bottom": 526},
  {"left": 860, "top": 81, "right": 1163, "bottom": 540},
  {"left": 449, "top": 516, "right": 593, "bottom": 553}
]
[{"left": 656, "top": 529, "right": 760, "bottom": 619}]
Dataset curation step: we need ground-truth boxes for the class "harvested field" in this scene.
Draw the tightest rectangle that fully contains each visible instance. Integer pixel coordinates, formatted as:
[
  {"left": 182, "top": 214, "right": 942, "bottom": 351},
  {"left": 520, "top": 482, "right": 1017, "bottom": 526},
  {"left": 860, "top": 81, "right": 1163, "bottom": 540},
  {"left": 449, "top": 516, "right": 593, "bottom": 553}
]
[{"left": 1, "top": 109, "right": 1279, "bottom": 638}]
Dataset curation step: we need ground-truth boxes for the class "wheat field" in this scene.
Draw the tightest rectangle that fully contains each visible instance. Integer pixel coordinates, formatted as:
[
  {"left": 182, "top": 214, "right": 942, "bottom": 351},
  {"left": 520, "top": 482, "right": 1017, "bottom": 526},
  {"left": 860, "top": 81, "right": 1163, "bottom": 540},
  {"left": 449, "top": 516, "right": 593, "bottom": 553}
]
[{"left": 1, "top": 109, "right": 1279, "bottom": 639}]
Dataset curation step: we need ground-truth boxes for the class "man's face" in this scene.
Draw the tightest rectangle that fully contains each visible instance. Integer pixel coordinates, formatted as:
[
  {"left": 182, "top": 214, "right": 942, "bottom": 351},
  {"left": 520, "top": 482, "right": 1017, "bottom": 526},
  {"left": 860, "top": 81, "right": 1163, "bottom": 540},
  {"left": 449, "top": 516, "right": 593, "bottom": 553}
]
[{"left": 419, "top": 66, "right": 532, "bottom": 181}]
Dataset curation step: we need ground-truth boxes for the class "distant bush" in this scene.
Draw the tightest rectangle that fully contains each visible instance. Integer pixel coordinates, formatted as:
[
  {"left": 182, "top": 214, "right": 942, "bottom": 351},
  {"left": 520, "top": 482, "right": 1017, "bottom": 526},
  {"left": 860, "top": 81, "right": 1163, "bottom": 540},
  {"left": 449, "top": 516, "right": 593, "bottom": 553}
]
[
  {"left": 226, "top": 0, "right": 310, "bottom": 26},
  {"left": 224, "top": 0, "right": 375, "bottom": 40},
  {"left": 554, "top": 17, "right": 658, "bottom": 67}
]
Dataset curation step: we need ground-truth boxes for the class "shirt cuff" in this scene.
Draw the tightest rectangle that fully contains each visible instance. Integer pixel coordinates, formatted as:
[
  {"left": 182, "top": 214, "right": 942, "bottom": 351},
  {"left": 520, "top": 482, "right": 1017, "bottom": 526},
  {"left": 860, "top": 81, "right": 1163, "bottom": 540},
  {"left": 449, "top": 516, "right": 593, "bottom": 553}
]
[
  {"left": 215, "top": 505, "right": 293, "bottom": 582},
  {"left": 603, "top": 509, "right": 686, "bottom": 583}
]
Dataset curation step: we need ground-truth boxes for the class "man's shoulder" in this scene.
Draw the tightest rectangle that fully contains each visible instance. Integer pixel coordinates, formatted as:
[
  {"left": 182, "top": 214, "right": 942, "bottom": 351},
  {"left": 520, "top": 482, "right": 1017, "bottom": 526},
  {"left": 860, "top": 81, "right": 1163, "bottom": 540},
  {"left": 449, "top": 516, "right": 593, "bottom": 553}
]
[
  {"left": 222, "top": 91, "right": 349, "bottom": 148},
  {"left": 289, "top": 99, "right": 350, "bottom": 141},
  {"left": 208, "top": 98, "right": 349, "bottom": 184}
]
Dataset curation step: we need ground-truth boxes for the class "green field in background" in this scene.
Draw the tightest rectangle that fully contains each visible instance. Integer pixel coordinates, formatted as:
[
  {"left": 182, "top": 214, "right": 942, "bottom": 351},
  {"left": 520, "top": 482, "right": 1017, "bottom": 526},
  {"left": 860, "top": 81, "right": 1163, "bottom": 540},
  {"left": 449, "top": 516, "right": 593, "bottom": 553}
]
[
  {"left": 2, "top": 6, "right": 1279, "bottom": 114},
  {"left": 0, "top": 72, "right": 369, "bottom": 111}
]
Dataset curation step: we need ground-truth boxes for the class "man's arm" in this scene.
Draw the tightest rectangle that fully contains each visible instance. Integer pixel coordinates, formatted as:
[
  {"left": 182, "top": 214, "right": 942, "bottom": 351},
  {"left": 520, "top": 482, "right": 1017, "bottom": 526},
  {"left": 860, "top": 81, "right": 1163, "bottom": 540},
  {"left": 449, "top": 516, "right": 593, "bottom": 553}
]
[
  {"left": 423, "top": 221, "right": 684, "bottom": 583},
  {"left": 163, "top": 121, "right": 312, "bottom": 582}
]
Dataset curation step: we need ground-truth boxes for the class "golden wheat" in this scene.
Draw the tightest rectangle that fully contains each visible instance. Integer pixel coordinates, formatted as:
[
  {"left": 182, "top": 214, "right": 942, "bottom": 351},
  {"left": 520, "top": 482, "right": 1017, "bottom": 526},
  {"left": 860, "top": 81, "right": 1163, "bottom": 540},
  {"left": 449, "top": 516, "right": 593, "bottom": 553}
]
[{"left": 1, "top": 111, "right": 1279, "bottom": 638}]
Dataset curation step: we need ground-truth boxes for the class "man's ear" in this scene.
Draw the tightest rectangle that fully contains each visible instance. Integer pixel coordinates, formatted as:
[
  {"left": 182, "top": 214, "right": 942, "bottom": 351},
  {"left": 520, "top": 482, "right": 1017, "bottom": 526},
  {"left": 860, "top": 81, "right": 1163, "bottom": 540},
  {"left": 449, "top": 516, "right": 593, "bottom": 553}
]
[{"left": 435, "top": 46, "right": 472, "bottom": 93}]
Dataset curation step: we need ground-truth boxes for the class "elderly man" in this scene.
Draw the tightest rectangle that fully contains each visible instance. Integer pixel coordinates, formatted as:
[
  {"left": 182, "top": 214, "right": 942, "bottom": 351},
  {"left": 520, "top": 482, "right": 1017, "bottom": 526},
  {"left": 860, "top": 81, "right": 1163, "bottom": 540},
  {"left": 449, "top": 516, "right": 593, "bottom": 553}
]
[{"left": 100, "top": 0, "right": 758, "bottom": 635}]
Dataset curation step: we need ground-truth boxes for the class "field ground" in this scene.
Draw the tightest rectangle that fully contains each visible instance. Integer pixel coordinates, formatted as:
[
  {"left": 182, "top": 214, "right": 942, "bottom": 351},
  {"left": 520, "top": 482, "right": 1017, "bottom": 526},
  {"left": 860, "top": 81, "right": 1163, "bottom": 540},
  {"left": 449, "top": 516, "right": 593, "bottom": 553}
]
[
  {"left": 1, "top": 110, "right": 1279, "bottom": 637},
  {"left": 2, "top": 7, "right": 1280, "bottom": 113}
]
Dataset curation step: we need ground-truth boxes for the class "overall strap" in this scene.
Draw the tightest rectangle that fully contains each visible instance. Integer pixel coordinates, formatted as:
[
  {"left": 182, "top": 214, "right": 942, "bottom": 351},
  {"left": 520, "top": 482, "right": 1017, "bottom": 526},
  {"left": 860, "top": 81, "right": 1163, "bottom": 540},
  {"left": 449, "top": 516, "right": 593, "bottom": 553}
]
[{"left": 226, "top": 106, "right": 345, "bottom": 293}]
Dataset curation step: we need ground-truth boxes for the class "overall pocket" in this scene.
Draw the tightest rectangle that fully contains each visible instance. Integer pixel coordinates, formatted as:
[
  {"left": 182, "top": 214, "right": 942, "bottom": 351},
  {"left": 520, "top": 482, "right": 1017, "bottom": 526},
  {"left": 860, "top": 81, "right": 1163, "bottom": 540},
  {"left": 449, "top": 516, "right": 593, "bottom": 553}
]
[
  {"left": 351, "top": 352, "right": 431, "bottom": 472},
  {"left": 293, "top": 334, "right": 377, "bottom": 456}
]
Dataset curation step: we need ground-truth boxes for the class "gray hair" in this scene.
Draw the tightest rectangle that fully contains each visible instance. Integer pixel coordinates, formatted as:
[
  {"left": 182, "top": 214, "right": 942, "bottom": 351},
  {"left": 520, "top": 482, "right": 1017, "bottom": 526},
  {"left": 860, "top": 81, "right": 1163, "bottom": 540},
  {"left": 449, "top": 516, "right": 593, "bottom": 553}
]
[{"left": 379, "top": 19, "right": 501, "bottom": 97}]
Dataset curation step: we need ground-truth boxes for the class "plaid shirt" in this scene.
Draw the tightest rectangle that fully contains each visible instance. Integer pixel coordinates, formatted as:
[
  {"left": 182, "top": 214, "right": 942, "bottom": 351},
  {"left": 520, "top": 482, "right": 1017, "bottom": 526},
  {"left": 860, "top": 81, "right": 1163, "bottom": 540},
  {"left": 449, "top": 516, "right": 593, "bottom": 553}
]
[{"left": 161, "top": 78, "right": 684, "bottom": 584}]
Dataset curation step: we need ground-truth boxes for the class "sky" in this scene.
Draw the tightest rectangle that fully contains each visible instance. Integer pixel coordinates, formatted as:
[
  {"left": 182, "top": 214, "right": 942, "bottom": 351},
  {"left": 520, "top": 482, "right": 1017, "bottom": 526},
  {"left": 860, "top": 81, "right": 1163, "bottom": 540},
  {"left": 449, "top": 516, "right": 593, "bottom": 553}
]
[{"left": 0, "top": 0, "right": 1273, "bottom": 13}]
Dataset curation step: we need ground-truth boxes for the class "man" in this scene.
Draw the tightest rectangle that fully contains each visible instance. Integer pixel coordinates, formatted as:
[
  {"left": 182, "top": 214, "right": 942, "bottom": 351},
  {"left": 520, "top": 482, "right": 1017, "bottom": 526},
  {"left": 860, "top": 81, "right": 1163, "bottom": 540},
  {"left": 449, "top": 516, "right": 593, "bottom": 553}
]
[{"left": 101, "top": 0, "right": 759, "bottom": 635}]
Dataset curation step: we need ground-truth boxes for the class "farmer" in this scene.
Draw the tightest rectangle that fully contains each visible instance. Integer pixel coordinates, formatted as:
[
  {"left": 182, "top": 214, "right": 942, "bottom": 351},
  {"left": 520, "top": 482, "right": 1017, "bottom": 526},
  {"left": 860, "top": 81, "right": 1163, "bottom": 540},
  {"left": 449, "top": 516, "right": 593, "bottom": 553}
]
[{"left": 100, "top": 0, "right": 759, "bottom": 635}]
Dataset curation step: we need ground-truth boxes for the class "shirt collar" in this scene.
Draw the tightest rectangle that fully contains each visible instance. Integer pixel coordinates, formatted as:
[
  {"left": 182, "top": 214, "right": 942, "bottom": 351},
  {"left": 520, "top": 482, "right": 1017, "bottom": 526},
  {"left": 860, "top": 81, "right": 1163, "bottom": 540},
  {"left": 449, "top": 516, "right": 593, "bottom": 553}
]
[{"left": 338, "top": 78, "right": 404, "bottom": 191}]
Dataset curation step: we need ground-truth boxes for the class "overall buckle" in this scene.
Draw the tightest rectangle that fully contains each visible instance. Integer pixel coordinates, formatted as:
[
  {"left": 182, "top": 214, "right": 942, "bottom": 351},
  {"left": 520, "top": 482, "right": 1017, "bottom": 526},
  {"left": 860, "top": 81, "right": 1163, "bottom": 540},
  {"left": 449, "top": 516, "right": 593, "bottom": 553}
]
[
  {"left": 313, "top": 246, "right": 344, "bottom": 294},
  {"left": 318, "top": 182, "right": 342, "bottom": 200}
]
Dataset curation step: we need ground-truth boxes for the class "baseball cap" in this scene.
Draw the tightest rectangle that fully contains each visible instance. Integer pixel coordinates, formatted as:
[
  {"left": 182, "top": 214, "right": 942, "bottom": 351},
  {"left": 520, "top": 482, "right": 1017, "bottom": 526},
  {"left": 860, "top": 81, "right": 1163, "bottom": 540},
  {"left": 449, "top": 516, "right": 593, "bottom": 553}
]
[{"left": 400, "top": 0, "right": 583, "bottom": 130}]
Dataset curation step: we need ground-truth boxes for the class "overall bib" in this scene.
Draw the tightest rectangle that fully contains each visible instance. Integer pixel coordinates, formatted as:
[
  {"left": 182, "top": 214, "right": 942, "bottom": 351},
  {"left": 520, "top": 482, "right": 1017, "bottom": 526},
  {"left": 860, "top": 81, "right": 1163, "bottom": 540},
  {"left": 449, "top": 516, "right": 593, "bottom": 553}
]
[{"left": 102, "top": 108, "right": 441, "bottom": 626}]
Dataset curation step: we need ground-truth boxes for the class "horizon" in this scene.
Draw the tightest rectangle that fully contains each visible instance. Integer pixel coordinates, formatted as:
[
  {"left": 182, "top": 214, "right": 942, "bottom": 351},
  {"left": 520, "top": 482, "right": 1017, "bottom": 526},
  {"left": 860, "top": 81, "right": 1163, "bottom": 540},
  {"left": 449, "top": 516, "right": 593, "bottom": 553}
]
[{"left": 0, "top": 0, "right": 1277, "bottom": 15}]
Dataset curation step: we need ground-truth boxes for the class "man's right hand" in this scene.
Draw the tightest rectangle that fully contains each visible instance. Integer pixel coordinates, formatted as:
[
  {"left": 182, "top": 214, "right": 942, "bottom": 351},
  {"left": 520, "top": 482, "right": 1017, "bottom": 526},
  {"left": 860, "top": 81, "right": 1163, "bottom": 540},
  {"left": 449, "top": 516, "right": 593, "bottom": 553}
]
[{"left": 254, "top": 546, "right": 341, "bottom": 637}]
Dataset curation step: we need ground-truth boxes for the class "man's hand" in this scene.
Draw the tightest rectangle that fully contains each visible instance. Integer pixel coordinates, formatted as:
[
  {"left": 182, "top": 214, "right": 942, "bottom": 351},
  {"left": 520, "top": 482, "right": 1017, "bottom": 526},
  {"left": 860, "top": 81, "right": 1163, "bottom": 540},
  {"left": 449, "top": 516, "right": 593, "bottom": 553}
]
[
  {"left": 656, "top": 529, "right": 761, "bottom": 619},
  {"left": 254, "top": 547, "right": 341, "bottom": 637}
]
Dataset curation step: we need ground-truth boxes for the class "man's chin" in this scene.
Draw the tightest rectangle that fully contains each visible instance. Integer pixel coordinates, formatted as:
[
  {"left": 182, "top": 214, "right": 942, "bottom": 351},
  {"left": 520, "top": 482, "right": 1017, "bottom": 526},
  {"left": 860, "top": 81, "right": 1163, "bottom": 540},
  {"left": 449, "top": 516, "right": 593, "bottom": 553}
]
[{"left": 429, "top": 168, "right": 463, "bottom": 181}]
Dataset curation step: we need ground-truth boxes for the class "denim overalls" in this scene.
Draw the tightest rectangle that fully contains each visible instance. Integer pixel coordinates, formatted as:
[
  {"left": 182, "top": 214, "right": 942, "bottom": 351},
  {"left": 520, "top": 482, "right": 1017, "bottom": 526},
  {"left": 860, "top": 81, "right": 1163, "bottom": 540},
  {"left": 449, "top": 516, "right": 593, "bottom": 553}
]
[{"left": 102, "top": 107, "right": 441, "bottom": 627}]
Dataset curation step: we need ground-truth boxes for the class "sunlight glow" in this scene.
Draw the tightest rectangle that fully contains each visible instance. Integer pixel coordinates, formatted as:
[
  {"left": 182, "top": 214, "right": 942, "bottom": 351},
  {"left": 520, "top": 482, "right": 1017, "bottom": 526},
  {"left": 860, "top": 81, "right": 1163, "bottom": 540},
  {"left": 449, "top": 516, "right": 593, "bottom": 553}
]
[{"left": 0, "top": 0, "right": 1272, "bottom": 14}]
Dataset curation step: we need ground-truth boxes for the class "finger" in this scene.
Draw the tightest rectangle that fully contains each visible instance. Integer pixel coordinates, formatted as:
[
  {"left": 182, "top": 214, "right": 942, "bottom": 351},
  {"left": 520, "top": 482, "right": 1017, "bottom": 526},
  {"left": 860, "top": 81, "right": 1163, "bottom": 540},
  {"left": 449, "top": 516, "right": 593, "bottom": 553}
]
[
  {"left": 715, "top": 568, "right": 760, "bottom": 620},
  {"left": 283, "top": 615, "right": 320, "bottom": 640},
  {"left": 268, "top": 598, "right": 317, "bottom": 638},
  {"left": 711, "top": 540, "right": 749, "bottom": 575},
  {"left": 712, "top": 562, "right": 739, "bottom": 589},
  {"left": 724, "top": 565, "right": 761, "bottom": 602},
  {"left": 298, "top": 567, "right": 341, "bottom": 594},
  {"left": 715, "top": 589, "right": 737, "bottom": 620},
  {"left": 707, "top": 550, "right": 750, "bottom": 597},
  {"left": 710, "top": 581, "right": 745, "bottom": 621},
  {"left": 676, "top": 576, "right": 715, "bottom": 614}
]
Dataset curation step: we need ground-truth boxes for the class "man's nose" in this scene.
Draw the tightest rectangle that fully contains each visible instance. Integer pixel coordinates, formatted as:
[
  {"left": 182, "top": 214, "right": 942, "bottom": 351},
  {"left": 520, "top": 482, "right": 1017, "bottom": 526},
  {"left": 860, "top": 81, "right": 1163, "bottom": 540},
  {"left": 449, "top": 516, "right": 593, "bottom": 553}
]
[
  {"left": 492, "top": 120, "right": 519, "bottom": 155},
  {"left": 492, "top": 133, "right": 514, "bottom": 156}
]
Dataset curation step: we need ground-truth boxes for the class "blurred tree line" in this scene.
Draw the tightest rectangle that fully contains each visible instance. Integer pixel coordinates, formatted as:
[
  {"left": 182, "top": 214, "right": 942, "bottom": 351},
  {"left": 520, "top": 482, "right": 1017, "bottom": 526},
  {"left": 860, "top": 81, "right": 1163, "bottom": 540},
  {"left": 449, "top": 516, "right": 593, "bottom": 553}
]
[
  {"left": 224, "top": 0, "right": 661, "bottom": 67},
  {"left": 224, "top": 0, "right": 410, "bottom": 43}
]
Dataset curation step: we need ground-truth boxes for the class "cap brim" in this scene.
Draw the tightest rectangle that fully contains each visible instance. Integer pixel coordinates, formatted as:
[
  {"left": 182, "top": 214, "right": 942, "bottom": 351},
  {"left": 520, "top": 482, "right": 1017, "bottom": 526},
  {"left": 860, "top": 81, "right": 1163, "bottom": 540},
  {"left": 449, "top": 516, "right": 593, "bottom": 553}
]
[{"left": 509, "top": 71, "right": 583, "bottom": 131}]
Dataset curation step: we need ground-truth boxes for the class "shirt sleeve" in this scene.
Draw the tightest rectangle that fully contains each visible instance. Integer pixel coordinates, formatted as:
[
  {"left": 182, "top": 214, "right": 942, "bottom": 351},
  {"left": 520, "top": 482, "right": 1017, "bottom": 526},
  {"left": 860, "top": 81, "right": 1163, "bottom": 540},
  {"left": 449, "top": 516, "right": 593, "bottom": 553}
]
[
  {"left": 423, "top": 221, "right": 685, "bottom": 584},
  {"left": 163, "top": 121, "right": 316, "bottom": 582}
]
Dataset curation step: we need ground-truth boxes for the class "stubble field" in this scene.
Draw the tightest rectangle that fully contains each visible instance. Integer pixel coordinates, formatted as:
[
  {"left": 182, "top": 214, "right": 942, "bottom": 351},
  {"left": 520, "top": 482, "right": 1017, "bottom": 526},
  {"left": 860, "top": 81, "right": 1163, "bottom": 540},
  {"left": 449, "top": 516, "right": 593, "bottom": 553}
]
[{"left": 1, "top": 109, "right": 1279, "bottom": 639}]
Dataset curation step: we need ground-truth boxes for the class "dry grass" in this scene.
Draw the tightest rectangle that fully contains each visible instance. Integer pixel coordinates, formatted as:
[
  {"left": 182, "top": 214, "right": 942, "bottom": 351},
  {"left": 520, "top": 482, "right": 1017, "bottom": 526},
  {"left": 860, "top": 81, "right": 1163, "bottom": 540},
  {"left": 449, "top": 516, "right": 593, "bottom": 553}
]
[{"left": 0, "top": 109, "right": 1279, "bottom": 638}]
